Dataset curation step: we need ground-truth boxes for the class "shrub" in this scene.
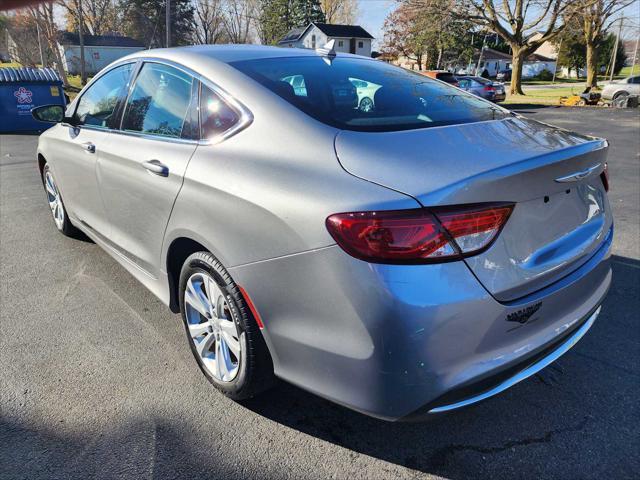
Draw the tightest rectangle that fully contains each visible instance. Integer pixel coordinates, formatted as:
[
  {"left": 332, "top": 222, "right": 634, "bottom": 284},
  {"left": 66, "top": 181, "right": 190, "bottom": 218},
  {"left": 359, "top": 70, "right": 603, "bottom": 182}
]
[{"left": 536, "top": 69, "right": 554, "bottom": 81}]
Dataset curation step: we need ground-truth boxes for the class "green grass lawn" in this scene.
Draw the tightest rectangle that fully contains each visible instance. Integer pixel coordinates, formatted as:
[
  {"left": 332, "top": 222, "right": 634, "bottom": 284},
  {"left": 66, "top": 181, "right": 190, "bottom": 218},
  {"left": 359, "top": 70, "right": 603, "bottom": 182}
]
[
  {"left": 1, "top": 61, "right": 24, "bottom": 68},
  {"left": 503, "top": 86, "right": 590, "bottom": 106},
  {"left": 618, "top": 65, "right": 639, "bottom": 77},
  {"left": 523, "top": 77, "right": 583, "bottom": 85}
]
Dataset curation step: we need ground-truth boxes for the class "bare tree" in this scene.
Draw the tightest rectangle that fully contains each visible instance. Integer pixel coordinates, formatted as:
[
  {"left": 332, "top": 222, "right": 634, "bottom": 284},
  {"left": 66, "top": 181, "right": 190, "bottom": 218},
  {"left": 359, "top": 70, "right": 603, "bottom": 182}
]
[
  {"left": 457, "top": 0, "right": 581, "bottom": 95},
  {"left": 382, "top": 2, "right": 430, "bottom": 70},
  {"left": 58, "top": 0, "right": 120, "bottom": 36},
  {"left": 222, "top": 0, "right": 257, "bottom": 44},
  {"left": 193, "top": 0, "right": 228, "bottom": 44},
  {"left": 579, "top": 0, "right": 634, "bottom": 88},
  {"left": 321, "top": 0, "right": 358, "bottom": 24},
  {"left": 30, "top": 3, "right": 70, "bottom": 87},
  {"left": 4, "top": 11, "right": 42, "bottom": 67}
]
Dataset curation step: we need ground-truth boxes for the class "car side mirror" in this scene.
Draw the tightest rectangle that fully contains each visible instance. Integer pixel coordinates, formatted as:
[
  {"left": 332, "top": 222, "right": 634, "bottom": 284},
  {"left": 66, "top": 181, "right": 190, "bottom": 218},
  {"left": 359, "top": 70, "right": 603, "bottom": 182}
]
[{"left": 31, "top": 104, "right": 73, "bottom": 125}]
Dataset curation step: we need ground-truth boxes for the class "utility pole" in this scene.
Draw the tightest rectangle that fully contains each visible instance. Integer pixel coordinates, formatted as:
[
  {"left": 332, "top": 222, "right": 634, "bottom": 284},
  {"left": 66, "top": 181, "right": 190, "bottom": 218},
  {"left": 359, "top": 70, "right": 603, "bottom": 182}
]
[
  {"left": 166, "top": 0, "right": 171, "bottom": 48},
  {"left": 552, "top": 36, "right": 563, "bottom": 84},
  {"left": 476, "top": 34, "right": 488, "bottom": 76},
  {"left": 632, "top": 33, "right": 639, "bottom": 76},
  {"left": 78, "top": 0, "right": 87, "bottom": 86},
  {"left": 609, "top": 17, "right": 623, "bottom": 83},
  {"left": 35, "top": 10, "right": 45, "bottom": 67}
]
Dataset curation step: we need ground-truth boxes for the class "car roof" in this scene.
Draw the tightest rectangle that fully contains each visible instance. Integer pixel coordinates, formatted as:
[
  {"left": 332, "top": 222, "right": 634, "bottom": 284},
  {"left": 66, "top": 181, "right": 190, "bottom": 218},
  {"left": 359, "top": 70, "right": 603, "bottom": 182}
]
[{"left": 122, "top": 44, "right": 369, "bottom": 65}]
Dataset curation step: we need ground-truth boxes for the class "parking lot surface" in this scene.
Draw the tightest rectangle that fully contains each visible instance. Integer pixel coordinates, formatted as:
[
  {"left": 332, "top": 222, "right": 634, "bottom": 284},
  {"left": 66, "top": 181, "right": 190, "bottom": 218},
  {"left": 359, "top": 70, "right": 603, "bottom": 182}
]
[{"left": 1, "top": 107, "right": 639, "bottom": 479}]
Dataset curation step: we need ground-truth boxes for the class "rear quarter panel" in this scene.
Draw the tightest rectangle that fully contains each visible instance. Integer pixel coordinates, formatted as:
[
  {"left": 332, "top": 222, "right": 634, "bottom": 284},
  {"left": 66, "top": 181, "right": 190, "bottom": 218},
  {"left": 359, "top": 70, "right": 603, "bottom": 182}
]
[{"left": 162, "top": 95, "right": 418, "bottom": 270}]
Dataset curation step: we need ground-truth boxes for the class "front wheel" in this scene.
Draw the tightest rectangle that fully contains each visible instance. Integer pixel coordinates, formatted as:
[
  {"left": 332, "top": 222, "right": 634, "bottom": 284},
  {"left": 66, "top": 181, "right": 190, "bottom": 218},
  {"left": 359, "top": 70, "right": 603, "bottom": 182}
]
[
  {"left": 179, "top": 251, "right": 275, "bottom": 400},
  {"left": 42, "top": 163, "right": 80, "bottom": 237},
  {"left": 359, "top": 97, "right": 374, "bottom": 112}
]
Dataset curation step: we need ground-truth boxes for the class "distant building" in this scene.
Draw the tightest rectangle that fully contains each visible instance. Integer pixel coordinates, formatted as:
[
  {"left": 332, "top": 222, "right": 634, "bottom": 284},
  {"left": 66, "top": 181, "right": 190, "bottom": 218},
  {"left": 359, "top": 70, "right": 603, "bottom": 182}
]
[
  {"left": 279, "top": 23, "right": 374, "bottom": 57},
  {"left": 58, "top": 32, "right": 144, "bottom": 75}
]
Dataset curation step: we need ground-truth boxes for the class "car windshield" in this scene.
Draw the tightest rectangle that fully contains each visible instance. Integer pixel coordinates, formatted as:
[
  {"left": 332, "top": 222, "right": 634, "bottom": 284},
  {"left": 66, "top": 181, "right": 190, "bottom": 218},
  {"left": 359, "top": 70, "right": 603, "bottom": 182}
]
[{"left": 230, "top": 56, "right": 507, "bottom": 132}]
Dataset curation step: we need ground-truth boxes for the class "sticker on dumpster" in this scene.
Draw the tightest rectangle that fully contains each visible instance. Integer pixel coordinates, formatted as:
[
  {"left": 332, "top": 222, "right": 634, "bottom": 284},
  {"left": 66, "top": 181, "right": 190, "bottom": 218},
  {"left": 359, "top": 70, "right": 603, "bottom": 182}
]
[
  {"left": 14, "top": 86, "right": 34, "bottom": 116},
  {"left": 14, "top": 87, "right": 33, "bottom": 104},
  {"left": 50, "top": 86, "right": 60, "bottom": 97}
]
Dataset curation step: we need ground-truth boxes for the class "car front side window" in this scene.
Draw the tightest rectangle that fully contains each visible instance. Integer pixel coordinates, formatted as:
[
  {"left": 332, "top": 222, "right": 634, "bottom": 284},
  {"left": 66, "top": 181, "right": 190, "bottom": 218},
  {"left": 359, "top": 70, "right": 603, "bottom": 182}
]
[
  {"left": 121, "top": 62, "right": 194, "bottom": 139},
  {"left": 74, "top": 63, "right": 134, "bottom": 128}
]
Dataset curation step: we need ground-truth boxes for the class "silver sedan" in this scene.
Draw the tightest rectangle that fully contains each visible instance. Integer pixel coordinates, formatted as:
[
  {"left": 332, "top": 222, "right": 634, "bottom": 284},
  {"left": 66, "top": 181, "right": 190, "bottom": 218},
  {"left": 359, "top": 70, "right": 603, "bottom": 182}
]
[
  {"left": 32, "top": 46, "right": 613, "bottom": 420},
  {"left": 601, "top": 75, "right": 640, "bottom": 100}
]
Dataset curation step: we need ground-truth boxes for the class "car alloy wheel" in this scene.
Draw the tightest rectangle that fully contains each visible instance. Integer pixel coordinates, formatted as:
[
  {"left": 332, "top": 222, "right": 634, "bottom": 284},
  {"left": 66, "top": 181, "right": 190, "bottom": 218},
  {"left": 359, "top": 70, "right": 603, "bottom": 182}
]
[
  {"left": 44, "top": 170, "right": 65, "bottom": 230},
  {"left": 184, "top": 271, "right": 241, "bottom": 382},
  {"left": 359, "top": 97, "right": 374, "bottom": 112}
]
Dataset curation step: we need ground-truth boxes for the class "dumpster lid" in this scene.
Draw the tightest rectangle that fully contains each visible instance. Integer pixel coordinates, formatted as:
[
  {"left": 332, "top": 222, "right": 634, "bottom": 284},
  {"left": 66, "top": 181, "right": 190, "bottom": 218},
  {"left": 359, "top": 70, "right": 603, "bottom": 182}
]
[{"left": 0, "top": 67, "right": 63, "bottom": 84}]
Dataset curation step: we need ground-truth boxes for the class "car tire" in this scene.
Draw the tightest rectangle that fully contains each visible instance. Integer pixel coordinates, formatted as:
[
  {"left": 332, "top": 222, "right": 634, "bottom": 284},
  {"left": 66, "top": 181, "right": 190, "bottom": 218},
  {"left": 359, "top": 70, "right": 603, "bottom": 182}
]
[
  {"left": 612, "top": 91, "right": 629, "bottom": 100},
  {"left": 41, "top": 163, "right": 81, "bottom": 238},
  {"left": 179, "top": 251, "right": 275, "bottom": 400},
  {"left": 359, "top": 97, "right": 374, "bottom": 112}
]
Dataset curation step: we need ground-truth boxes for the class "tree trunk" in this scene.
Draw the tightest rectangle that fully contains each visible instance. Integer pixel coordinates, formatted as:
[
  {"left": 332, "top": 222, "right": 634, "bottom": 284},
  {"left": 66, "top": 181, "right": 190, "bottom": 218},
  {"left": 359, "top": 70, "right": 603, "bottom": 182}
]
[
  {"left": 585, "top": 40, "right": 598, "bottom": 88},
  {"left": 510, "top": 47, "right": 526, "bottom": 95}
]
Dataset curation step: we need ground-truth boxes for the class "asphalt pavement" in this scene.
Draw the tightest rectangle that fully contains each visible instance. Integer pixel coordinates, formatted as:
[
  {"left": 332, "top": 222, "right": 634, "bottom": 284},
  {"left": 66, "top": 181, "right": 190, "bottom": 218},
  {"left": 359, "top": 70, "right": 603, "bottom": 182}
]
[{"left": 1, "top": 107, "right": 639, "bottom": 480}]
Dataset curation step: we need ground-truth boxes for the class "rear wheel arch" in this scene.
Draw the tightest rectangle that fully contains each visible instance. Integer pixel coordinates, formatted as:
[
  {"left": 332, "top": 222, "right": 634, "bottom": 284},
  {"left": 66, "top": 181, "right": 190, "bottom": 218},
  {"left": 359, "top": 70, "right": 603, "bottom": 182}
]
[
  {"left": 613, "top": 90, "right": 629, "bottom": 100},
  {"left": 166, "top": 237, "right": 210, "bottom": 313},
  {"left": 37, "top": 154, "right": 47, "bottom": 184}
]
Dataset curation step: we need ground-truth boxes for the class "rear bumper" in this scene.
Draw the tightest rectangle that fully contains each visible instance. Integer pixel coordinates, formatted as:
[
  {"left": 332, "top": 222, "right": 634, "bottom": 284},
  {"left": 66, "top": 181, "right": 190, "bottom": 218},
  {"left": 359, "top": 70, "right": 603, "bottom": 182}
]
[
  {"left": 229, "top": 226, "right": 612, "bottom": 421},
  {"left": 425, "top": 305, "right": 599, "bottom": 415}
]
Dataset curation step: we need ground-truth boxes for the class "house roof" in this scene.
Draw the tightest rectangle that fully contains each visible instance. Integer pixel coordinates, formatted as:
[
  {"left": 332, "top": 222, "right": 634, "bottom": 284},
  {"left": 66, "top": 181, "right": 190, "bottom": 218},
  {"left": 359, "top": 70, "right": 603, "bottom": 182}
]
[
  {"left": 279, "top": 27, "right": 307, "bottom": 43},
  {"left": 313, "top": 23, "right": 374, "bottom": 39},
  {"left": 278, "top": 22, "right": 374, "bottom": 44},
  {"left": 476, "top": 47, "right": 512, "bottom": 61},
  {"left": 58, "top": 31, "right": 144, "bottom": 48},
  {"left": 526, "top": 52, "right": 555, "bottom": 62},
  {"left": 0, "top": 67, "right": 62, "bottom": 84}
]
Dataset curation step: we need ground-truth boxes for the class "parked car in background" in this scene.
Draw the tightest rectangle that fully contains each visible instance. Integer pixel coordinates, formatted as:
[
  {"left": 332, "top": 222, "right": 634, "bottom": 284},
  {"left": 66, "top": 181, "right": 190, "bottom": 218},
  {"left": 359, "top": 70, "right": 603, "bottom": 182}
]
[
  {"left": 496, "top": 69, "right": 512, "bottom": 81},
  {"left": 491, "top": 81, "right": 506, "bottom": 102},
  {"left": 421, "top": 70, "right": 459, "bottom": 86},
  {"left": 348, "top": 77, "right": 382, "bottom": 112},
  {"left": 601, "top": 76, "right": 640, "bottom": 101},
  {"left": 282, "top": 74, "right": 307, "bottom": 96},
  {"left": 33, "top": 46, "right": 613, "bottom": 421},
  {"left": 457, "top": 76, "right": 498, "bottom": 101}
]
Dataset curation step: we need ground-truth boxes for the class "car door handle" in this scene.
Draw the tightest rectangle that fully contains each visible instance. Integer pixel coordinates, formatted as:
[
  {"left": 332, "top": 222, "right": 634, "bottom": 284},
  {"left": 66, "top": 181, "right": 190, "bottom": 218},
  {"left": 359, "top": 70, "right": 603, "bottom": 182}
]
[
  {"left": 83, "top": 142, "right": 95, "bottom": 154},
  {"left": 142, "top": 159, "right": 169, "bottom": 177}
]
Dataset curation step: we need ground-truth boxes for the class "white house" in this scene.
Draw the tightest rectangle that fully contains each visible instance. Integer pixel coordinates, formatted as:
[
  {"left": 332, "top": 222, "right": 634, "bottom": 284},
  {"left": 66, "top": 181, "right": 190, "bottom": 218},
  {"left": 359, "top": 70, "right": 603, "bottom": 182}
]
[
  {"left": 278, "top": 23, "right": 374, "bottom": 57},
  {"left": 58, "top": 32, "right": 144, "bottom": 75}
]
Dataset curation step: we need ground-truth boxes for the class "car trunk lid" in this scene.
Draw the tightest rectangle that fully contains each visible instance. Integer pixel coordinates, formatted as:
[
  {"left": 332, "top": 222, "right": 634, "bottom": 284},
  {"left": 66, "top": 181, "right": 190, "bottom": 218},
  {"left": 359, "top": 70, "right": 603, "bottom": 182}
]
[{"left": 334, "top": 116, "right": 611, "bottom": 301}]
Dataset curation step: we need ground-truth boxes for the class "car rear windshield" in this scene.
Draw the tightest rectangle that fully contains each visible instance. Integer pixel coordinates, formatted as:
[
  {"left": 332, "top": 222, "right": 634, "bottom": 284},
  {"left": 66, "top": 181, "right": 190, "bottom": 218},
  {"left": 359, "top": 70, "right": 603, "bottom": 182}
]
[
  {"left": 230, "top": 56, "right": 507, "bottom": 132},
  {"left": 436, "top": 72, "right": 457, "bottom": 83}
]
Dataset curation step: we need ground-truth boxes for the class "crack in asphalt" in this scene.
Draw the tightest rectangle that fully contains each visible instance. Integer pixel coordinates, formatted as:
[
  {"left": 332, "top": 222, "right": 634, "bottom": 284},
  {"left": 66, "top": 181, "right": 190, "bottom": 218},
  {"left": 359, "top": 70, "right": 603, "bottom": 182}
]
[{"left": 424, "top": 415, "right": 591, "bottom": 468}]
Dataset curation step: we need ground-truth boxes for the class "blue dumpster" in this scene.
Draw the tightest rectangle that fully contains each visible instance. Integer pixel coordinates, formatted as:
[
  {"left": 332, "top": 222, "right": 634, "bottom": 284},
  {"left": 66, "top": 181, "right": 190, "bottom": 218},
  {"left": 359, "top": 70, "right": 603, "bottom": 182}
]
[{"left": 0, "top": 67, "right": 66, "bottom": 133}]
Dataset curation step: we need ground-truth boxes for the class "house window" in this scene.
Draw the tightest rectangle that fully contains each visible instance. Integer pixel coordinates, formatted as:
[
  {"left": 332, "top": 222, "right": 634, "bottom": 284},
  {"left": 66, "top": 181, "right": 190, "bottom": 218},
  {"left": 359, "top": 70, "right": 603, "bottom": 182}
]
[
  {"left": 338, "top": 40, "right": 344, "bottom": 47},
  {"left": 358, "top": 41, "right": 364, "bottom": 49},
  {"left": 311, "top": 35, "right": 316, "bottom": 49}
]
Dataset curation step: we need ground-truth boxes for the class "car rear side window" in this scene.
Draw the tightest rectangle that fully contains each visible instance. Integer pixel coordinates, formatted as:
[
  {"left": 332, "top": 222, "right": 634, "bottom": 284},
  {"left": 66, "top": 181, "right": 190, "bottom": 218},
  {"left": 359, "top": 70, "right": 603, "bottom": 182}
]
[
  {"left": 74, "top": 63, "right": 133, "bottom": 128},
  {"left": 200, "top": 84, "right": 239, "bottom": 139},
  {"left": 231, "top": 56, "right": 505, "bottom": 132},
  {"left": 121, "top": 63, "right": 194, "bottom": 138}
]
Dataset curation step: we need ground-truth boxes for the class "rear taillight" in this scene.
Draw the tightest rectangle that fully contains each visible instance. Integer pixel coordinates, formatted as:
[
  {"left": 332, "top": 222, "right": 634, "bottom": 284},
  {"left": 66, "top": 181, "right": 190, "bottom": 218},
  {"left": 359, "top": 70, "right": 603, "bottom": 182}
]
[
  {"left": 326, "top": 204, "right": 513, "bottom": 264},
  {"left": 600, "top": 162, "right": 609, "bottom": 191},
  {"left": 483, "top": 85, "right": 495, "bottom": 92}
]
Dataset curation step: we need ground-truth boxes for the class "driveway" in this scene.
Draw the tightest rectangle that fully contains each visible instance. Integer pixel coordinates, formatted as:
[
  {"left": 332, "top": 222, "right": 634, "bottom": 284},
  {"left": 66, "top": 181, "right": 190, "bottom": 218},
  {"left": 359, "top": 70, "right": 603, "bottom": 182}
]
[{"left": 1, "top": 107, "right": 638, "bottom": 480}]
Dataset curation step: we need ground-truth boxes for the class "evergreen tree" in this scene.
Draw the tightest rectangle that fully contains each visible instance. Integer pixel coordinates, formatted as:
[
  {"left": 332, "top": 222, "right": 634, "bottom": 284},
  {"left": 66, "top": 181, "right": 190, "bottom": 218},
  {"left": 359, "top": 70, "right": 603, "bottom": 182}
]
[
  {"left": 259, "top": 0, "right": 293, "bottom": 45},
  {"left": 119, "top": 0, "right": 194, "bottom": 48},
  {"left": 290, "top": 0, "right": 325, "bottom": 28}
]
